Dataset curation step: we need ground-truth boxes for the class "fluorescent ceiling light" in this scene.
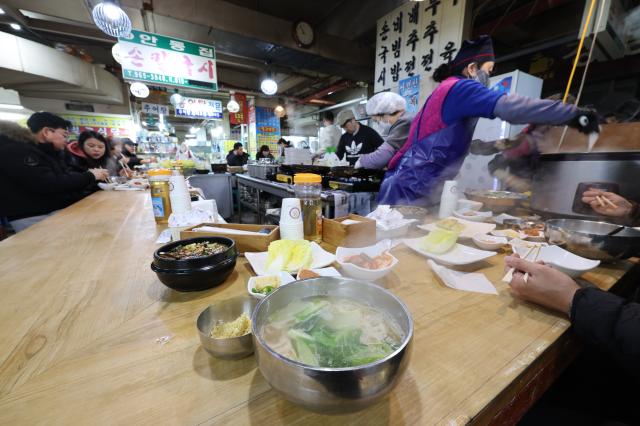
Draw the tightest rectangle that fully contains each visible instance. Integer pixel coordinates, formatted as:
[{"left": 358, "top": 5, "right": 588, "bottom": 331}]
[
  {"left": 10, "top": 23, "right": 21, "bottom": 30},
  {"left": 0, "top": 103, "right": 24, "bottom": 110}
]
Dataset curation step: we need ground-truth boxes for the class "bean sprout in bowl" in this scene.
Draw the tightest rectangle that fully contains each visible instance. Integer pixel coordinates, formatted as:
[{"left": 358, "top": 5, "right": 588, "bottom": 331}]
[{"left": 252, "top": 277, "right": 413, "bottom": 414}]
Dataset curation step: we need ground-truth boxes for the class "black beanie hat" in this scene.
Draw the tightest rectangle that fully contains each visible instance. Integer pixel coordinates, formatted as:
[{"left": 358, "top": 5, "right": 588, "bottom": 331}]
[
  {"left": 27, "top": 112, "right": 72, "bottom": 133},
  {"left": 450, "top": 35, "right": 495, "bottom": 75}
]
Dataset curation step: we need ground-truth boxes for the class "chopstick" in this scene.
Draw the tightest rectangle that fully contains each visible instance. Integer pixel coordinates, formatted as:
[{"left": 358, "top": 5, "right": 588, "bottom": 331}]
[
  {"left": 523, "top": 246, "right": 541, "bottom": 283},
  {"left": 99, "top": 167, "right": 113, "bottom": 183},
  {"left": 502, "top": 245, "right": 536, "bottom": 283},
  {"left": 596, "top": 195, "right": 618, "bottom": 209}
]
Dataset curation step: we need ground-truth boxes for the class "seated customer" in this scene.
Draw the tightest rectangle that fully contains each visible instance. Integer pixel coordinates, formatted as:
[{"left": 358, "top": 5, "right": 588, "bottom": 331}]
[
  {"left": 0, "top": 112, "right": 109, "bottom": 232},
  {"left": 122, "top": 139, "right": 143, "bottom": 168},
  {"left": 65, "top": 131, "right": 111, "bottom": 173},
  {"left": 356, "top": 92, "right": 413, "bottom": 169},
  {"left": 506, "top": 254, "right": 640, "bottom": 423},
  {"left": 226, "top": 142, "right": 249, "bottom": 166},
  {"left": 256, "top": 144, "right": 274, "bottom": 161},
  {"left": 106, "top": 138, "right": 127, "bottom": 177}
]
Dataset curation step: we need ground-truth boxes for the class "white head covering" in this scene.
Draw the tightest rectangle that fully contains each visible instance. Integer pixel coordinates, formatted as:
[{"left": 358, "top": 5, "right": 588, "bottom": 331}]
[{"left": 366, "top": 92, "right": 406, "bottom": 116}]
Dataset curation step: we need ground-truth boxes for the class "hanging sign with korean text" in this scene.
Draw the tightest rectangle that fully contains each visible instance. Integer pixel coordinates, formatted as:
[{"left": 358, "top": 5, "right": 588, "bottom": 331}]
[
  {"left": 118, "top": 30, "right": 218, "bottom": 92},
  {"left": 229, "top": 93, "right": 248, "bottom": 125},
  {"left": 374, "top": 0, "right": 467, "bottom": 101},
  {"left": 175, "top": 97, "right": 223, "bottom": 119},
  {"left": 141, "top": 102, "right": 169, "bottom": 115},
  {"left": 61, "top": 113, "right": 133, "bottom": 138}
]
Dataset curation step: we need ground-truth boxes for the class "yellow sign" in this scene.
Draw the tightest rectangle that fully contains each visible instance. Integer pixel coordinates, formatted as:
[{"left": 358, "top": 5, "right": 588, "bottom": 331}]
[{"left": 61, "top": 114, "right": 132, "bottom": 129}]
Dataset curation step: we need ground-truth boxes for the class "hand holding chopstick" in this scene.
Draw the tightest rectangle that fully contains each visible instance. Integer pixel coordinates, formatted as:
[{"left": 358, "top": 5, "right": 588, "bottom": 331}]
[
  {"left": 582, "top": 188, "right": 633, "bottom": 218},
  {"left": 502, "top": 245, "right": 536, "bottom": 283},
  {"left": 523, "top": 245, "right": 542, "bottom": 283}
]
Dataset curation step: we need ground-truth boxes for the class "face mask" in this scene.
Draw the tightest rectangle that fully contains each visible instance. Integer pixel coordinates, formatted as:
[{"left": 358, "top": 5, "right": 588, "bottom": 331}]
[
  {"left": 377, "top": 120, "right": 392, "bottom": 135},
  {"left": 474, "top": 69, "right": 490, "bottom": 87}
]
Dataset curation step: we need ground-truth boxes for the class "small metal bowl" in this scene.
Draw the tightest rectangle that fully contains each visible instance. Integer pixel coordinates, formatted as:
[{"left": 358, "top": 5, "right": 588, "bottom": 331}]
[{"left": 196, "top": 296, "right": 257, "bottom": 359}]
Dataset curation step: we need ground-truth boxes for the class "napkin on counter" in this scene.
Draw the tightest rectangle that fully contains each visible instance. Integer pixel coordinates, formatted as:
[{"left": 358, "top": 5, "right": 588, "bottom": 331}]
[
  {"left": 427, "top": 260, "right": 498, "bottom": 295},
  {"left": 168, "top": 208, "right": 216, "bottom": 228},
  {"left": 191, "top": 226, "right": 265, "bottom": 236},
  {"left": 367, "top": 205, "right": 416, "bottom": 231}
]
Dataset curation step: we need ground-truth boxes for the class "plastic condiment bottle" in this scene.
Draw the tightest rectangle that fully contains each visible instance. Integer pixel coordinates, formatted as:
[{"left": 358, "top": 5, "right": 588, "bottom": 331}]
[
  {"left": 169, "top": 168, "right": 193, "bottom": 214},
  {"left": 148, "top": 169, "right": 172, "bottom": 224},
  {"left": 293, "top": 173, "right": 322, "bottom": 242}
]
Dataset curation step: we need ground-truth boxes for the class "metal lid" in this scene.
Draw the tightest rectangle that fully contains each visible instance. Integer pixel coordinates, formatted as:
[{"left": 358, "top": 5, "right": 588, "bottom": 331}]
[{"left": 294, "top": 173, "right": 322, "bottom": 184}]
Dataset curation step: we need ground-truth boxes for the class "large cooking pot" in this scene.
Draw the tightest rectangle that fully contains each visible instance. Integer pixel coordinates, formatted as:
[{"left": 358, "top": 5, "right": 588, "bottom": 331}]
[
  {"left": 251, "top": 277, "right": 413, "bottom": 414},
  {"left": 546, "top": 219, "right": 640, "bottom": 261}
]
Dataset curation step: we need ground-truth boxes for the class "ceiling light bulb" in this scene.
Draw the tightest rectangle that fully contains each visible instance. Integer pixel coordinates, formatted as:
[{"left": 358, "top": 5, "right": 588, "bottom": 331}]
[
  {"left": 111, "top": 42, "right": 122, "bottom": 63},
  {"left": 169, "top": 93, "right": 183, "bottom": 106},
  {"left": 260, "top": 78, "right": 278, "bottom": 96},
  {"left": 227, "top": 96, "right": 240, "bottom": 113},
  {"left": 10, "top": 23, "right": 21, "bottom": 31},
  {"left": 129, "top": 82, "right": 149, "bottom": 98},
  {"left": 92, "top": 1, "right": 132, "bottom": 38},
  {"left": 274, "top": 105, "right": 286, "bottom": 118}
]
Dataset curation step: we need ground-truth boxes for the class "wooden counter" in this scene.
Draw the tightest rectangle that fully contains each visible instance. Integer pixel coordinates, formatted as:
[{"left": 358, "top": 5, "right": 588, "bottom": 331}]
[{"left": 0, "top": 191, "right": 634, "bottom": 425}]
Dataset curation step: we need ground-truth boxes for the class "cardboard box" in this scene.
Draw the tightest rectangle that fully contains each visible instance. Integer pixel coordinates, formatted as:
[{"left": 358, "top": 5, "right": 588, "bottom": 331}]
[
  {"left": 322, "top": 214, "right": 376, "bottom": 248},
  {"left": 180, "top": 223, "right": 279, "bottom": 254}
]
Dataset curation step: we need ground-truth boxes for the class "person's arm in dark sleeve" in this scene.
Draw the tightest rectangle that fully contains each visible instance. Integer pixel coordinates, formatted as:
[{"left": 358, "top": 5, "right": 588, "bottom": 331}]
[
  {"left": 336, "top": 135, "right": 346, "bottom": 160},
  {"left": 127, "top": 154, "right": 142, "bottom": 168},
  {"left": 493, "top": 93, "right": 578, "bottom": 125},
  {"left": 0, "top": 153, "right": 95, "bottom": 195},
  {"left": 571, "top": 287, "right": 640, "bottom": 377}
]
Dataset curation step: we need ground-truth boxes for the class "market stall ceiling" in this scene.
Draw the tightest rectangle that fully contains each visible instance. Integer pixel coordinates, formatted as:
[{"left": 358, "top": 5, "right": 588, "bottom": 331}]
[
  {"left": 3, "top": 0, "right": 635, "bottom": 104},
  {"left": 1, "top": 0, "right": 411, "bottom": 101}
]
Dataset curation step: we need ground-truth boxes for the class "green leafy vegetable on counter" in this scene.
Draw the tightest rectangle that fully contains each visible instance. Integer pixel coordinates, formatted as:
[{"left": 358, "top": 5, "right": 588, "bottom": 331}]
[{"left": 420, "top": 228, "right": 459, "bottom": 254}]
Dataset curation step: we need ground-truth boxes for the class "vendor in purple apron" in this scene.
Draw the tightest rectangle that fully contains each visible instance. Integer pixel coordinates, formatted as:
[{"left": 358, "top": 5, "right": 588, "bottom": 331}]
[{"left": 377, "top": 35, "right": 600, "bottom": 207}]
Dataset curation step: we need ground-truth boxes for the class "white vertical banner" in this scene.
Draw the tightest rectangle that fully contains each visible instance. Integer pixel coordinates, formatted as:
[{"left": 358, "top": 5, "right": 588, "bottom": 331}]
[{"left": 374, "top": 0, "right": 468, "bottom": 104}]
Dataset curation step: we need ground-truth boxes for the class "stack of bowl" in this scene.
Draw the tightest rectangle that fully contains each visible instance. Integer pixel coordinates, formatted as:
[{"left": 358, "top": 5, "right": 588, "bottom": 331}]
[{"left": 151, "top": 236, "right": 238, "bottom": 291}]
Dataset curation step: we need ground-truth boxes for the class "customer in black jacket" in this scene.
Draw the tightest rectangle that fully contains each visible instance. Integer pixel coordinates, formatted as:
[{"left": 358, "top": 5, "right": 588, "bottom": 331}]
[
  {"left": 506, "top": 255, "right": 640, "bottom": 424},
  {"left": 226, "top": 142, "right": 249, "bottom": 166},
  {"left": 0, "top": 113, "right": 109, "bottom": 232},
  {"left": 122, "top": 139, "right": 143, "bottom": 168},
  {"left": 506, "top": 255, "right": 640, "bottom": 376}
]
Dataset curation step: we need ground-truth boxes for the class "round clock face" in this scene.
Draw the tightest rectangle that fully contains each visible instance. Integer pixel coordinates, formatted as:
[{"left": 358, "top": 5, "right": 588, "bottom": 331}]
[{"left": 294, "top": 21, "right": 314, "bottom": 47}]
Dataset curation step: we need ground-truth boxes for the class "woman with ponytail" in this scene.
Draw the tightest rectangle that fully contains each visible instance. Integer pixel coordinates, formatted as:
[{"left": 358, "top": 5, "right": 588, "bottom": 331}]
[{"left": 377, "top": 35, "right": 600, "bottom": 206}]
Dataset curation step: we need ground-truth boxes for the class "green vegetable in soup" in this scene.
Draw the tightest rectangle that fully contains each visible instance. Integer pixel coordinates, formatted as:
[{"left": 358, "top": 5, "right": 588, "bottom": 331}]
[{"left": 264, "top": 296, "right": 403, "bottom": 368}]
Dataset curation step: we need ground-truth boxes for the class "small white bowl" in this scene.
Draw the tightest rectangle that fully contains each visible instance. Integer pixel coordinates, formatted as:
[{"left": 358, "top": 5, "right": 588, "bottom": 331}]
[
  {"left": 453, "top": 210, "right": 493, "bottom": 222},
  {"left": 512, "top": 245, "right": 600, "bottom": 278},
  {"left": 98, "top": 182, "right": 117, "bottom": 191},
  {"left": 336, "top": 242, "right": 398, "bottom": 281},
  {"left": 247, "top": 271, "right": 295, "bottom": 299},
  {"left": 472, "top": 233, "right": 508, "bottom": 250}
]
